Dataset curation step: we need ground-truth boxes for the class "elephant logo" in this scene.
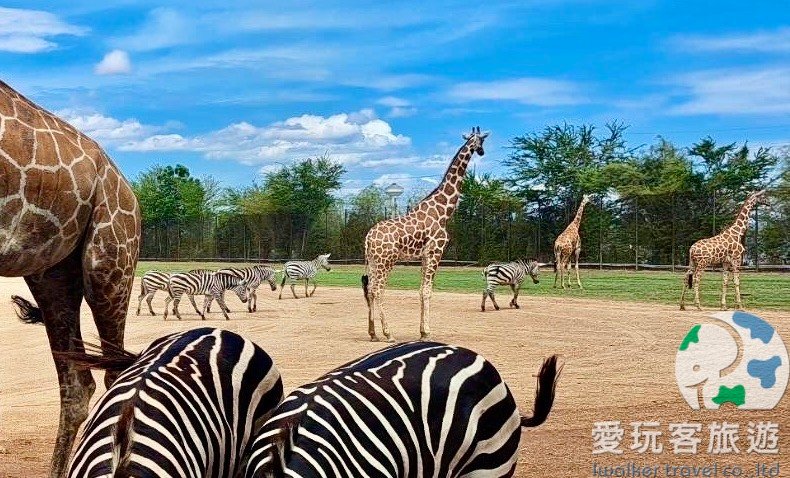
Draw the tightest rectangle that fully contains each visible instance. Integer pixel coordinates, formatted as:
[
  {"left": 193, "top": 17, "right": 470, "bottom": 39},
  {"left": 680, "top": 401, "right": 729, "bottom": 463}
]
[{"left": 675, "top": 311, "right": 788, "bottom": 410}]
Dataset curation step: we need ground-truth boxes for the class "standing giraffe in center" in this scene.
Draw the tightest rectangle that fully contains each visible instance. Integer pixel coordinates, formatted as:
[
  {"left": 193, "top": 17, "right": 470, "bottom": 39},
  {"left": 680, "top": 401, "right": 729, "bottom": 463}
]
[
  {"left": 1, "top": 81, "right": 141, "bottom": 478},
  {"left": 362, "top": 127, "right": 488, "bottom": 342},
  {"left": 553, "top": 194, "right": 591, "bottom": 289},
  {"left": 680, "top": 190, "right": 768, "bottom": 311}
]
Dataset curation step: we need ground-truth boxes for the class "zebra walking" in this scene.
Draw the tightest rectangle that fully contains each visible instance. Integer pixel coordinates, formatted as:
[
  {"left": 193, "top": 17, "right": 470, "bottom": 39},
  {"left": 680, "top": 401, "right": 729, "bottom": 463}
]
[
  {"left": 245, "top": 341, "right": 560, "bottom": 478},
  {"left": 278, "top": 253, "right": 331, "bottom": 299},
  {"left": 65, "top": 327, "right": 284, "bottom": 478},
  {"left": 218, "top": 265, "right": 279, "bottom": 312},
  {"left": 482, "top": 259, "right": 540, "bottom": 312},
  {"left": 165, "top": 271, "right": 249, "bottom": 320},
  {"left": 136, "top": 270, "right": 170, "bottom": 316}
]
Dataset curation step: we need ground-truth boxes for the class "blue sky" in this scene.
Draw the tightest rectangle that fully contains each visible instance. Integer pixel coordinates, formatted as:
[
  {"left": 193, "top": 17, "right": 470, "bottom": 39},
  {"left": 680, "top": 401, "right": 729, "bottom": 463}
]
[{"left": 2, "top": 1, "right": 788, "bottom": 196}]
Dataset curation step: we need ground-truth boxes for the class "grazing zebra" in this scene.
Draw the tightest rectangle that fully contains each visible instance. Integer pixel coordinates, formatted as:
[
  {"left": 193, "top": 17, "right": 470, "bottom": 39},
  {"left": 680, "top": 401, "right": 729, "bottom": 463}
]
[
  {"left": 165, "top": 271, "right": 249, "bottom": 320},
  {"left": 218, "top": 265, "right": 279, "bottom": 312},
  {"left": 481, "top": 259, "right": 541, "bottom": 312},
  {"left": 245, "top": 341, "right": 560, "bottom": 478},
  {"left": 65, "top": 327, "right": 284, "bottom": 478},
  {"left": 278, "top": 253, "right": 331, "bottom": 299}
]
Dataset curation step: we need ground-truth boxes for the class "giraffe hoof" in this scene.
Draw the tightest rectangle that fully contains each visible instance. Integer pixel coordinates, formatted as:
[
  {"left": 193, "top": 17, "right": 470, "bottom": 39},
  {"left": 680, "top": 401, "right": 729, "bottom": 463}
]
[
  {"left": 370, "top": 335, "right": 380, "bottom": 342},
  {"left": 481, "top": 307, "right": 485, "bottom": 312},
  {"left": 679, "top": 305, "right": 686, "bottom": 311},
  {"left": 494, "top": 305, "right": 500, "bottom": 311},
  {"left": 513, "top": 304, "right": 520, "bottom": 309},
  {"left": 419, "top": 334, "right": 429, "bottom": 341}
]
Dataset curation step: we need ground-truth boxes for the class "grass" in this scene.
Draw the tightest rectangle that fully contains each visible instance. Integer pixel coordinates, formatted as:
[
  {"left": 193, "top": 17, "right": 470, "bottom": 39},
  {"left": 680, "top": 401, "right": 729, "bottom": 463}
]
[{"left": 137, "top": 261, "right": 790, "bottom": 310}]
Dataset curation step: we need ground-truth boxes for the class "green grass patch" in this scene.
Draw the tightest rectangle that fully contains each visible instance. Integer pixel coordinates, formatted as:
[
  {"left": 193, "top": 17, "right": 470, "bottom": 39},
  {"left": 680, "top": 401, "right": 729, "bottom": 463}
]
[{"left": 137, "top": 261, "right": 790, "bottom": 310}]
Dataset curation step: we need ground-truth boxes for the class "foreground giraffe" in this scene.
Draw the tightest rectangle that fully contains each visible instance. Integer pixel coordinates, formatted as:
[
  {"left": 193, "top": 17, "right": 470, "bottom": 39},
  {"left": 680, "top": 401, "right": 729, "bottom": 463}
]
[
  {"left": 362, "top": 127, "right": 488, "bottom": 341},
  {"left": 1, "top": 81, "right": 140, "bottom": 477},
  {"left": 680, "top": 190, "right": 768, "bottom": 311},
  {"left": 553, "top": 194, "right": 590, "bottom": 289}
]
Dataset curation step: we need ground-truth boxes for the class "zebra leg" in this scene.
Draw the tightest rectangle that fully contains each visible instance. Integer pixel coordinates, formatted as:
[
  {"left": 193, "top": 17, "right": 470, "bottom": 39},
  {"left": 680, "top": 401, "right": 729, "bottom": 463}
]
[
  {"left": 304, "top": 278, "right": 309, "bottom": 298},
  {"left": 309, "top": 280, "right": 317, "bottom": 297},
  {"left": 249, "top": 289, "right": 255, "bottom": 312},
  {"left": 481, "top": 290, "right": 487, "bottom": 311},
  {"left": 278, "top": 275, "right": 286, "bottom": 299},
  {"left": 489, "top": 290, "right": 500, "bottom": 310},
  {"left": 201, "top": 296, "right": 211, "bottom": 320},
  {"left": 172, "top": 294, "right": 184, "bottom": 320},
  {"left": 187, "top": 293, "right": 202, "bottom": 315},
  {"left": 214, "top": 295, "right": 232, "bottom": 320},
  {"left": 136, "top": 286, "right": 146, "bottom": 315},
  {"left": 510, "top": 284, "right": 520, "bottom": 309},
  {"left": 163, "top": 294, "right": 172, "bottom": 320},
  {"left": 290, "top": 281, "right": 298, "bottom": 299},
  {"left": 146, "top": 292, "right": 156, "bottom": 316}
]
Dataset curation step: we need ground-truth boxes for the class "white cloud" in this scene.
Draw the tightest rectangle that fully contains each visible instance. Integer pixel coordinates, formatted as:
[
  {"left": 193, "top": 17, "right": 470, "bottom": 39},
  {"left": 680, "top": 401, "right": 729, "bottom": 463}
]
[
  {"left": 447, "top": 77, "right": 586, "bottom": 106},
  {"left": 57, "top": 109, "right": 159, "bottom": 146},
  {"left": 670, "top": 66, "right": 790, "bottom": 115},
  {"left": 377, "top": 96, "right": 417, "bottom": 118},
  {"left": 671, "top": 28, "right": 790, "bottom": 53},
  {"left": 112, "top": 8, "right": 195, "bottom": 52},
  {"left": 94, "top": 50, "right": 132, "bottom": 75},
  {"left": 119, "top": 109, "right": 413, "bottom": 168},
  {"left": 0, "top": 7, "right": 86, "bottom": 53}
]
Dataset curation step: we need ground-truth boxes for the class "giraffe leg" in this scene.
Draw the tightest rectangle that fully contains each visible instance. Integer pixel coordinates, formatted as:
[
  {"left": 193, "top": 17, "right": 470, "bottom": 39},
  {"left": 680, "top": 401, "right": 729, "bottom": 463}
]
[
  {"left": 367, "top": 266, "right": 393, "bottom": 341},
  {"left": 732, "top": 265, "right": 743, "bottom": 309},
  {"left": 419, "top": 252, "right": 441, "bottom": 340},
  {"left": 575, "top": 248, "right": 583, "bottom": 289},
  {"left": 553, "top": 253, "right": 560, "bottom": 288},
  {"left": 510, "top": 284, "right": 521, "bottom": 309},
  {"left": 692, "top": 269, "right": 704, "bottom": 310},
  {"left": 720, "top": 268, "right": 729, "bottom": 310},
  {"left": 24, "top": 253, "right": 96, "bottom": 478}
]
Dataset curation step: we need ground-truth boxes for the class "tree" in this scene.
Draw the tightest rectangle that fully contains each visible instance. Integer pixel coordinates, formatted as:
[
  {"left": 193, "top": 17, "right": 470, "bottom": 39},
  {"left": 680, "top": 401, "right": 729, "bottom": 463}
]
[{"left": 132, "top": 164, "right": 209, "bottom": 223}]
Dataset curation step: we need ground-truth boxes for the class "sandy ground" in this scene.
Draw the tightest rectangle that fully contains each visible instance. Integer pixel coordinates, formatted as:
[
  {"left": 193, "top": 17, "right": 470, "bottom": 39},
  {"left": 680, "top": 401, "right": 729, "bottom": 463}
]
[{"left": 0, "top": 276, "right": 788, "bottom": 477}]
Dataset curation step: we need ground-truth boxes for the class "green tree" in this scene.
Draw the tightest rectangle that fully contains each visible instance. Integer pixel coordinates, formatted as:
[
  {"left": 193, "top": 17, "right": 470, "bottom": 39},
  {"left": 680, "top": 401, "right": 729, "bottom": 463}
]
[{"left": 132, "top": 164, "right": 208, "bottom": 223}]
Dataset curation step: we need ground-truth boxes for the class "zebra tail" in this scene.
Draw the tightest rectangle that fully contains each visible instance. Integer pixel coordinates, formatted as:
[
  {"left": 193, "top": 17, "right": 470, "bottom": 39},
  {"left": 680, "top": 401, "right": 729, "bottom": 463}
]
[
  {"left": 11, "top": 296, "right": 44, "bottom": 324},
  {"left": 520, "top": 355, "right": 562, "bottom": 428},
  {"left": 361, "top": 275, "right": 370, "bottom": 305},
  {"left": 54, "top": 339, "right": 139, "bottom": 373}
]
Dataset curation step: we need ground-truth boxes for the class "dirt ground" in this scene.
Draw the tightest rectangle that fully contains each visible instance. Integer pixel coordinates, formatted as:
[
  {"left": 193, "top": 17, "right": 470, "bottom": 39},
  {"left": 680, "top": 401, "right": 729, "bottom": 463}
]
[{"left": 0, "top": 276, "right": 787, "bottom": 477}]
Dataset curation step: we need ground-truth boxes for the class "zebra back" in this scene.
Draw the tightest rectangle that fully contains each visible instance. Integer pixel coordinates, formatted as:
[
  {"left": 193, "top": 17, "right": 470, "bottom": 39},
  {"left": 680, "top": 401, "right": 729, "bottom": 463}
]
[
  {"left": 245, "top": 341, "right": 559, "bottom": 478},
  {"left": 141, "top": 271, "right": 170, "bottom": 292},
  {"left": 284, "top": 254, "right": 331, "bottom": 280},
  {"left": 483, "top": 259, "right": 540, "bottom": 287},
  {"left": 66, "top": 327, "right": 284, "bottom": 478}
]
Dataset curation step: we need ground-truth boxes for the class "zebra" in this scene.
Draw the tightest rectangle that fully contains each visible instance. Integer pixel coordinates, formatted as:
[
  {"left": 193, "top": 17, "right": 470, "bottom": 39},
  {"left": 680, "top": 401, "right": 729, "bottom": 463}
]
[
  {"left": 164, "top": 271, "right": 249, "bottom": 320},
  {"left": 245, "top": 341, "right": 560, "bottom": 478},
  {"left": 481, "top": 258, "right": 541, "bottom": 312},
  {"left": 278, "top": 253, "right": 331, "bottom": 299},
  {"left": 64, "top": 327, "right": 284, "bottom": 478},
  {"left": 218, "top": 265, "right": 280, "bottom": 312},
  {"left": 136, "top": 270, "right": 171, "bottom": 316}
]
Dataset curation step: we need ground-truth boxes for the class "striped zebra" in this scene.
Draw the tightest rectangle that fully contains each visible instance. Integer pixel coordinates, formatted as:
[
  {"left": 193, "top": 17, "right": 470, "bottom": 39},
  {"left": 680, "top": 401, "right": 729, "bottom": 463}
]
[
  {"left": 481, "top": 259, "right": 541, "bottom": 312},
  {"left": 136, "top": 270, "right": 171, "bottom": 316},
  {"left": 217, "top": 265, "right": 279, "bottom": 312},
  {"left": 64, "top": 327, "right": 284, "bottom": 478},
  {"left": 245, "top": 341, "right": 560, "bottom": 478},
  {"left": 278, "top": 253, "right": 331, "bottom": 299},
  {"left": 164, "top": 271, "right": 249, "bottom": 320}
]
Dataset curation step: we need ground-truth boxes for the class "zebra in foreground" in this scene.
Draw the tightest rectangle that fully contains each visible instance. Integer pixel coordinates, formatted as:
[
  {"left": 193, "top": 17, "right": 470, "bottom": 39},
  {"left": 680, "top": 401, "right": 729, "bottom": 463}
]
[
  {"left": 245, "top": 341, "right": 560, "bottom": 478},
  {"left": 218, "top": 265, "right": 279, "bottom": 312},
  {"left": 481, "top": 259, "right": 541, "bottom": 312},
  {"left": 165, "top": 271, "right": 249, "bottom": 320},
  {"left": 278, "top": 253, "right": 331, "bottom": 299},
  {"left": 65, "top": 327, "right": 284, "bottom": 478}
]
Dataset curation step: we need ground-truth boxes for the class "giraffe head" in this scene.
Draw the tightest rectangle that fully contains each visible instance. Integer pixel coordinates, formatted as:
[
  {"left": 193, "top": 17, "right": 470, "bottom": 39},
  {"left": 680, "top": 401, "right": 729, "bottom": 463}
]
[
  {"left": 750, "top": 189, "right": 769, "bottom": 206},
  {"left": 462, "top": 126, "right": 489, "bottom": 156},
  {"left": 581, "top": 194, "right": 591, "bottom": 207}
]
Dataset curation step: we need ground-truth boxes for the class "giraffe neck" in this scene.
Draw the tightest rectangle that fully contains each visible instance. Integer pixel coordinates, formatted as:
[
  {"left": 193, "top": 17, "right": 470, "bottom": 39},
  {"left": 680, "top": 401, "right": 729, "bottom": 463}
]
[
  {"left": 571, "top": 200, "right": 588, "bottom": 228},
  {"left": 724, "top": 196, "right": 758, "bottom": 239},
  {"left": 424, "top": 141, "right": 474, "bottom": 215}
]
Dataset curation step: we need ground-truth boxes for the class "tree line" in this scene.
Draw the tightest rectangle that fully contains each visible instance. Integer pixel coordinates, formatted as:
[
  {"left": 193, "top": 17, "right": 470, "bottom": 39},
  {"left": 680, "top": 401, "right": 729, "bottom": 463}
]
[{"left": 132, "top": 123, "right": 789, "bottom": 265}]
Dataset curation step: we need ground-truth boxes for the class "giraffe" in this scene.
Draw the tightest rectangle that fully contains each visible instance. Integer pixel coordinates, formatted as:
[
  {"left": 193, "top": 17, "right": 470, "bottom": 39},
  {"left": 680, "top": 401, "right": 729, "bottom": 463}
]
[
  {"left": 0, "top": 80, "right": 141, "bottom": 477},
  {"left": 680, "top": 190, "right": 768, "bottom": 311},
  {"left": 362, "top": 127, "right": 488, "bottom": 342},
  {"left": 553, "top": 194, "right": 591, "bottom": 289}
]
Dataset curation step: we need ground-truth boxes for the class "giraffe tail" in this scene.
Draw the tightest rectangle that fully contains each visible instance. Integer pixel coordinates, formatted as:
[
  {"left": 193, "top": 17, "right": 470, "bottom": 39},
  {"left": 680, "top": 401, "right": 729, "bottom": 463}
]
[
  {"left": 686, "top": 270, "right": 693, "bottom": 289},
  {"left": 11, "top": 295, "right": 43, "bottom": 324},
  {"left": 361, "top": 275, "right": 370, "bottom": 305},
  {"left": 521, "top": 355, "right": 562, "bottom": 428}
]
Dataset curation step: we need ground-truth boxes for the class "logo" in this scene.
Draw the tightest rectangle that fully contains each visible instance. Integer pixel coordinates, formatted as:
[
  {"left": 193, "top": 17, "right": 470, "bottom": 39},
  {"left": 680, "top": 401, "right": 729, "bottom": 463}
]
[{"left": 676, "top": 311, "right": 788, "bottom": 410}]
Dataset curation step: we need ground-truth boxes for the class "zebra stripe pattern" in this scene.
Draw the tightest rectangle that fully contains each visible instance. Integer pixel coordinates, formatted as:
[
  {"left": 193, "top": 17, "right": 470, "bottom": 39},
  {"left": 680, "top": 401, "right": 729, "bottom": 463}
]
[
  {"left": 218, "top": 265, "right": 279, "bottom": 312},
  {"left": 136, "top": 270, "right": 170, "bottom": 316},
  {"left": 66, "top": 327, "right": 284, "bottom": 478},
  {"left": 481, "top": 259, "right": 540, "bottom": 312},
  {"left": 279, "top": 253, "right": 331, "bottom": 299},
  {"left": 245, "top": 341, "right": 559, "bottom": 478},
  {"left": 165, "top": 271, "right": 249, "bottom": 320}
]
